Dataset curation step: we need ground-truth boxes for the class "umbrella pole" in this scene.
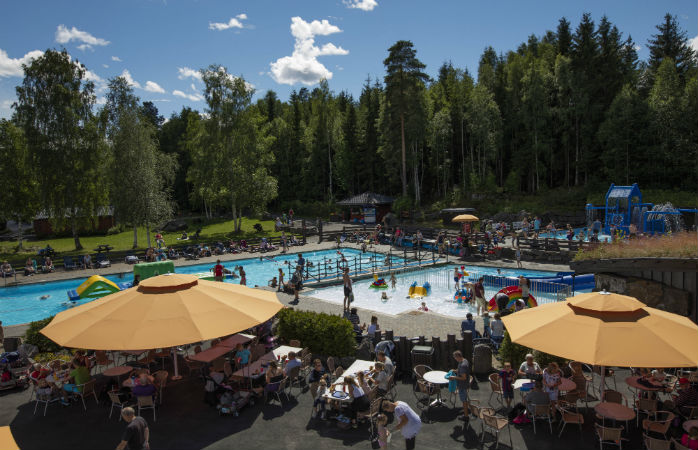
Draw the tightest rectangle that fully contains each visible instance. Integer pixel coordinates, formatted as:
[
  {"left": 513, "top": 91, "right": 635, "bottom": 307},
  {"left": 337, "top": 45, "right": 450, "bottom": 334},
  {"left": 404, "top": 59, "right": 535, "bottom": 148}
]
[
  {"left": 599, "top": 366, "right": 606, "bottom": 400},
  {"left": 172, "top": 348, "right": 182, "bottom": 380}
]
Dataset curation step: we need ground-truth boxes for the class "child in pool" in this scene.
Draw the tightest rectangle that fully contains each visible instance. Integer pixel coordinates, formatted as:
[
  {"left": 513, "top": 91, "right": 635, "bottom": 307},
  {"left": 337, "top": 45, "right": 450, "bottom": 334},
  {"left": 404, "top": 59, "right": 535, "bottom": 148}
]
[
  {"left": 418, "top": 302, "right": 429, "bottom": 312},
  {"left": 453, "top": 267, "right": 461, "bottom": 290},
  {"left": 380, "top": 292, "right": 389, "bottom": 302},
  {"left": 389, "top": 273, "right": 397, "bottom": 289}
]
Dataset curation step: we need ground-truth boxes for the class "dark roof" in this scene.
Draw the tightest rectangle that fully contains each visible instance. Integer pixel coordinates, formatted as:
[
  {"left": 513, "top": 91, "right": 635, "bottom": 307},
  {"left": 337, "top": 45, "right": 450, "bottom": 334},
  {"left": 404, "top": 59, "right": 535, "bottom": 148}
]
[{"left": 337, "top": 192, "right": 394, "bottom": 206}]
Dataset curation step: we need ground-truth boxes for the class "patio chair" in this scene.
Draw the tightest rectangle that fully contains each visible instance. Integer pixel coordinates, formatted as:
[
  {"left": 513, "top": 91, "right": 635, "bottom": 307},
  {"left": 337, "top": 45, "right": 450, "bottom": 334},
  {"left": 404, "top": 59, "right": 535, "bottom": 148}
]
[
  {"left": 300, "top": 348, "right": 310, "bottom": 359},
  {"left": 594, "top": 424, "right": 624, "bottom": 450},
  {"left": 680, "top": 405, "right": 698, "bottom": 420},
  {"left": 73, "top": 379, "right": 99, "bottom": 411},
  {"left": 265, "top": 377, "right": 288, "bottom": 405},
  {"left": 593, "top": 366, "right": 617, "bottom": 394},
  {"left": 488, "top": 372, "right": 504, "bottom": 405},
  {"left": 641, "top": 411, "right": 674, "bottom": 439},
  {"left": 468, "top": 401, "right": 495, "bottom": 434},
  {"left": 184, "top": 354, "right": 205, "bottom": 379},
  {"left": 289, "top": 339, "right": 301, "bottom": 347},
  {"left": 137, "top": 395, "right": 156, "bottom": 422},
  {"left": 299, "top": 354, "right": 312, "bottom": 379},
  {"left": 326, "top": 357, "right": 336, "bottom": 377},
  {"left": 153, "top": 348, "right": 171, "bottom": 368},
  {"left": 557, "top": 401, "right": 584, "bottom": 437},
  {"left": 152, "top": 370, "right": 168, "bottom": 404},
  {"left": 387, "top": 372, "right": 397, "bottom": 401},
  {"left": 642, "top": 434, "right": 670, "bottom": 450},
  {"left": 481, "top": 412, "right": 512, "bottom": 449},
  {"left": 63, "top": 256, "right": 77, "bottom": 270},
  {"left": 602, "top": 389, "right": 628, "bottom": 406},
  {"left": 569, "top": 361, "right": 594, "bottom": 405},
  {"left": 136, "top": 350, "right": 157, "bottom": 372},
  {"left": 414, "top": 379, "right": 437, "bottom": 421},
  {"left": 634, "top": 397, "right": 658, "bottom": 426},
  {"left": 671, "top": 437, "right": 692, "bottom": 450},
  {"left": 359, "top": 398, "right": 383, "bottom": 438},
  {"left": 530, "top": 403, "right": 553, "bottom": 434},
  {"left": 413, "top": 364, "right": 431, "bottom": 381},
  {"left": 33, "top": 389, "right": 58, "bottom": 416},
  {"left": 92, "top": 350, "right": 114, "bottom": 374},
  {"left": 286, "top": 366, "right": 302, "bottom": 396},
  {"left": 108, "top": 391, "right": 128, "bottom": 420}
]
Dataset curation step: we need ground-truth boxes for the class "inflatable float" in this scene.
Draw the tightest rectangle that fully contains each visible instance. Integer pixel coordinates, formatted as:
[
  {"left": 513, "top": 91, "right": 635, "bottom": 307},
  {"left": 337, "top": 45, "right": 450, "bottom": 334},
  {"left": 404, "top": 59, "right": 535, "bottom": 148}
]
[
  {"left": 67, "top": 275, "right": 131, "bottom": 301},
  {"left": 369, "top": 275, "right": 389, "bottom": 289},
  {"left": 454, "top": 288, "right": 472, "bottom": 304},
  {"left": 487, "top": 285, "right": 537, "bottom": 312},
  {"left": 408, "top": 282, "right": 431, "bottom": 298}
]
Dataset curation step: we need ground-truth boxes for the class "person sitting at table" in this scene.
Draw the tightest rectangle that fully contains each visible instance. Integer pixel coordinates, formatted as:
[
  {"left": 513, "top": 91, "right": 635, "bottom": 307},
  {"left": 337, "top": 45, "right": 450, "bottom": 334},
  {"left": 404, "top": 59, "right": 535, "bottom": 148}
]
[
  {"left": 60, "top": 359, "right": 91, "bottom": 405},
  {"left": 524, "top": 379, "right": 550, "bottom": 415},
  {"left": 342, "top": 375, "right": 370, "bottom": 428},
  {"left": 234, "top": 343, "right": 251, "bottom": 368},
  {"left": 542, "top": 362, "right": 562, "bottom": 406},
  {"left": 376, "top": 351, "right": 394, "bottom": 377},
  {"left": 356, "top": 370, "right": 371, "bottom": 393},
  {"left": 665, "top": 377, "right": 698, "bottom": 414},
  {"left": 651, "top": 368, "right": 667, "bottom": 383},
  {"left": 132, "top": 373, "right": 157, "bottom": 399},
  {"left": 308, "top": 359, "right": 327, "bottom": 399},
  {"left": 283, "top": 351, "right": 301, "bottom": 376},
  {"left": 24, "top": 258, "right": 35, "bottom": 276},
  {"left": 264, "top": 361, "right": 284, "bottom": 396},
  {"left": 367, "top": 316, "right": 380, "bottom": 337},
  {"left": 312, "top": 375, "right": 330, "bottom": 419},
  {"left": 370, "top": 362, "right": 390, "bottom": 397},
  {"left": 681, "top": 426, "right": 698, "bottom": 450},
  {"left": 42, "top": 256, "right": 54, "bottom": 272},
  {"left": 460, "top": 313, "right": 481, "bottom": 338},
  {"left": 518, "top": 354, "right": 542, "bottom": 379}
]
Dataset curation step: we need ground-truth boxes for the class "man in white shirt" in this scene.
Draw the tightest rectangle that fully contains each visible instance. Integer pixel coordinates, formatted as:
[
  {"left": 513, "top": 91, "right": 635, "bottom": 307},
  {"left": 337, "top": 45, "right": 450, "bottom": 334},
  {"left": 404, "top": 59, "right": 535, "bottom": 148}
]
[
  {"left": 383, "top": 400, "right": 422, "bottom": 450},
  {"left": 283, "top": 352, "right": 301, "bottom": 375}
]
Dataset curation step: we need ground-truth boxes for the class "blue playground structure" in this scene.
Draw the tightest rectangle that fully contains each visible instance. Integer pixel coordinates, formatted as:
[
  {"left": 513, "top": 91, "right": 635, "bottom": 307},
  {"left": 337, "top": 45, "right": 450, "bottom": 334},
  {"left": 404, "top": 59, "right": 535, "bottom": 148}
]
[{"left": 586, "top": 183, "right": 697, "bottom": 235}]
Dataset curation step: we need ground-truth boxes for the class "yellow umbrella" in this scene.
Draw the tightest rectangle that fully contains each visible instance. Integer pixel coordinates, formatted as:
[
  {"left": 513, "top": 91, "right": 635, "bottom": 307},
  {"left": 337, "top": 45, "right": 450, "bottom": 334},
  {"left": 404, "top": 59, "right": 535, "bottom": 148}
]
[
  {"left": 452, "top": 214, "right": 479, "bottom": 223},
  {"left": 41, "top": 274, "right": 283, "bottom": 377},
  {"left": 502, "top": 290, "right": 698, "bottom": 368},
  {"left": 0, "top": 427, "right": 19, "bottom": 450}
]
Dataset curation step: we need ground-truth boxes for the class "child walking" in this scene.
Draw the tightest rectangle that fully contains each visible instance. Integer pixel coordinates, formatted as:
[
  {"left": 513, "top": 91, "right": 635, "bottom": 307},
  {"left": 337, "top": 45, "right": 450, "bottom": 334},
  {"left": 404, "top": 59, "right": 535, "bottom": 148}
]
[
  {"left": 376, "top": 413, "right": 391, "bottom": 448},
  {"left": 499, "top": 362, "right": 516, "bottom": 408}
]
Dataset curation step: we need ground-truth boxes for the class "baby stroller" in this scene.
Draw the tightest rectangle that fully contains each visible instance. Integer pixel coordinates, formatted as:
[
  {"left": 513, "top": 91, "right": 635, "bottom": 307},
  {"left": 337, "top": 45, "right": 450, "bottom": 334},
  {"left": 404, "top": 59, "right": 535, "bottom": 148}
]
[{"left": 217, "top": 390, "right": 253, "bottom": 417}]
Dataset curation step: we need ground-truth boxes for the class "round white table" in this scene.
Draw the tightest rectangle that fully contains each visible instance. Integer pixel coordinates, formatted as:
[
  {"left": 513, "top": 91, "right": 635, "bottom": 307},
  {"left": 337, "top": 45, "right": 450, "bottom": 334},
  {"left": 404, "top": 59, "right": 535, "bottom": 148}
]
[
  {"left": 513, "top": 378, "right": 534, "bottom": 402},
  {"left": 423, "top": 370, "right": 450, "bottom": 407}
]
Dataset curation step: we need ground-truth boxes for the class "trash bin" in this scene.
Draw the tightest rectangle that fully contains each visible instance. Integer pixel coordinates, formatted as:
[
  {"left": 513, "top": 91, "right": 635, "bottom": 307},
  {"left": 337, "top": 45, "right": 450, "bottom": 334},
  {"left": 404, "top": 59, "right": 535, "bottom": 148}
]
[
  {"left": 411, "top": 345, "right": 435, "bottom": 375},
  {"left": 472, "top": 344, "right": 493, "bottom": 374}
]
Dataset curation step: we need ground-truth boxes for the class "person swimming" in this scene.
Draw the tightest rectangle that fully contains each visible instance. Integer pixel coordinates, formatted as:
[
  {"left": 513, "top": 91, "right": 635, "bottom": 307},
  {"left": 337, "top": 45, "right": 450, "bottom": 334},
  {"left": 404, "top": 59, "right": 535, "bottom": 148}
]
[
  {"left": 40, "top": 294, "right": 50, "bottom": 300},
  {"left": 380, "top": 292, "right": 389, "bottom": 302}
]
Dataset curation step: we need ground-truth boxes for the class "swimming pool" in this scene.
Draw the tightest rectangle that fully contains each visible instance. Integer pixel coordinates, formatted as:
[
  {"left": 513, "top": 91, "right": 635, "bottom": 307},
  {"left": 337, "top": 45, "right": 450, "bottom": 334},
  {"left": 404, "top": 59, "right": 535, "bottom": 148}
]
[
  {"left": 536, "top": 227, "right": 612, "bottom": 243},
  {"left": 0, "top": 248, "right": 398, "bottom": 325},
  {"left": 308, "top": 264, "right": 565, "bottom": 319}
]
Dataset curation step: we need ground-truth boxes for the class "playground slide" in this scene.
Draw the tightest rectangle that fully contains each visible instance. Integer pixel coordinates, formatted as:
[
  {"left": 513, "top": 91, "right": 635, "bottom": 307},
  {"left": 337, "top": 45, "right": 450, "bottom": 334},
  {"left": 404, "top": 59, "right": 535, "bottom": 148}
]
[
  {"left": 528, "top": 273, "right": 595, "bottom": 290},
  {"left": 408, "top": 282, "right": 431, "bottom": 298},
  {"left": 67, "top": 275, "right": 125, "bottom": 301}
]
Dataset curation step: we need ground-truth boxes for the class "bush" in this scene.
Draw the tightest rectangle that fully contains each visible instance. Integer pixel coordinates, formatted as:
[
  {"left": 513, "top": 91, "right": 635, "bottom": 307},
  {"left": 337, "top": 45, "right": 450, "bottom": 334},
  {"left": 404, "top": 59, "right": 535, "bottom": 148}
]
[
  {"left": 498, "top": 331, "right": 528, "bottom": 367},
  {"left": 25, "top": 316, "right": 62, "bottom": 353},
  {"left": 532, "top": 350, "right": 568, "bottom": 369},
  {"left": 106, "top": 224, "right": 123, "bottom": 235},
  {"left": 392, "top": 196, "right": 413, "bottom": 214},
  {"left": 277, "top": 309, "right": 356, "bottom": 357}
]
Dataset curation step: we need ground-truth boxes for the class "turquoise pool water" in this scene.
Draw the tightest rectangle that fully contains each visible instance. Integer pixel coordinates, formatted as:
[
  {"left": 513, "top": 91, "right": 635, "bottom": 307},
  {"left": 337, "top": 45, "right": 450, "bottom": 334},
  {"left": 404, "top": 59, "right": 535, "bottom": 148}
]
[{"left": 0, "top": 248, "right": 391, "bottom": 325}]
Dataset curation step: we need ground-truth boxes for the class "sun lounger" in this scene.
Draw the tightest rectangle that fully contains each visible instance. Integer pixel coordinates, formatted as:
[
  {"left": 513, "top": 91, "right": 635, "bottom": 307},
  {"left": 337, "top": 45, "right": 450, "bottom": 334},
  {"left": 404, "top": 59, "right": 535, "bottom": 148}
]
[
  {"left": 95, "top": 253, "right": 111, "bottom": 268},
  {"left": 63, "top": 256, "right": 77, "bottom": 270}
]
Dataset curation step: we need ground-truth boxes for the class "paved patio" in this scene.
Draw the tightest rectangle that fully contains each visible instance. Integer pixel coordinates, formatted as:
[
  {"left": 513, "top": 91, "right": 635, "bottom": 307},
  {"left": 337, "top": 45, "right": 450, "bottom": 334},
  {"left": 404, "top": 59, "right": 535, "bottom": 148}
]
[{"left": 0, "top": 361, "right": 678, "bottom": 450}]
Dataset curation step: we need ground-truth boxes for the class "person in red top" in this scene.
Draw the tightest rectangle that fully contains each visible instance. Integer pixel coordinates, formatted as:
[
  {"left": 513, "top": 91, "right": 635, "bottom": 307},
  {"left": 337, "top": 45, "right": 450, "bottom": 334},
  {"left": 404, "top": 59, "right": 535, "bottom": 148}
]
[
  {"left": 213, "top": 260, "right": 224, "bottom": 282},
  {"left": 288, "top": 208, "right": 294, "bottom": 225}
]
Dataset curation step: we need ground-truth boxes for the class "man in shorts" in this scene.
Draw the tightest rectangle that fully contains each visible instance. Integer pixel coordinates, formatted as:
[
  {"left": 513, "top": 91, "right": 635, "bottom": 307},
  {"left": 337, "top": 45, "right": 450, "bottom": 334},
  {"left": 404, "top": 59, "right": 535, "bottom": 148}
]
[
  {"left": 449, "top": 350, "right": 471, "bottom": 421},
  {"left": 473, "top": 277, "right": 487, "bottom": 315},
  {"left": 342, "top": 267, "right": 353, "bottom": 312}
]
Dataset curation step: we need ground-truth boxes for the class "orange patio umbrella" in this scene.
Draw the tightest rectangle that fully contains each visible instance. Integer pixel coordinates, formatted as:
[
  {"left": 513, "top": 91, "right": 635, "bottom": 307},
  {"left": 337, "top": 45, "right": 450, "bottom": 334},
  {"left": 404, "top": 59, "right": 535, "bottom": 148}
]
[
  {"left": 0, "top": 427, "right": 19, "bottom": 450},
  {"left": 452, "top": 214, "right": 479, "bottom": 223},
  {"left": 41, "top": 274, "right": 283, "bottom": 377},
  {"left": 502, "top": 290, "right": 698, "bottom": 389}
]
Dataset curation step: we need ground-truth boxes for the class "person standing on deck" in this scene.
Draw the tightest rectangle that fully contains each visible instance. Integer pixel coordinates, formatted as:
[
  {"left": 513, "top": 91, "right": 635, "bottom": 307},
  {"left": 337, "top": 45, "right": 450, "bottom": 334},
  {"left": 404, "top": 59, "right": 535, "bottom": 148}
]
[{"left": 343, "top": 267, "right": 353, "bottom": 312}]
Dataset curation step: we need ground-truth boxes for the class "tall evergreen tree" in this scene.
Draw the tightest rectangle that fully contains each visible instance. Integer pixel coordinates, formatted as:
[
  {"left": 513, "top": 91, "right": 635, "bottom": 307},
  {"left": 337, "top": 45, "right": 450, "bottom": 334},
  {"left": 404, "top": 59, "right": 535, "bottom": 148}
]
[{"left": 647, "top": 13, "right": 697, "bottom": 79}]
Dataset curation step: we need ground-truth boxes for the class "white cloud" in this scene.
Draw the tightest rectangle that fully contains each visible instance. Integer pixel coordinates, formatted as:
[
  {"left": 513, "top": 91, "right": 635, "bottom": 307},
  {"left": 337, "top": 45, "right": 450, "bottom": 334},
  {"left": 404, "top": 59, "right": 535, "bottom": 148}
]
[
  {"left": 209, "top": 13, "right": 248, "bottom": 31},
  {"left": 190, "top": 83, "right": 196, "bottom": 91},
  {"left": 343, "top": 0, "right": 378, "bottom": 11},
  {"left": 95, "top": 96, "right": 106, "bottom": 105},
  {"left": 172, "top": 89, "right": 203, "bottom": 102},
  {"left": 55, "top": 25, "right": 110, "bottom": 51},
  {"left": 177, "top": 67, "right": 202, "bottom": 81},
  {"left": 269, "top": 17, "right": 348, "bottom": 86},
  {"left": 111, "top": 56, "right": 122, "bottom": 62},
  {"left": 102, "top": 64, "right": 109, "bottom": 68},
  {"left": 0, "top": 49, "right": 43, "bottom": 77},
  {"left": 633, "top": 44, "right": 642, "bottom": 52},
  {"left": 120, "top": 69, "right": 141, "bottom": 88},
  {"left": 144, "top": 81, "right": 165, "bottom": 94},
  {"left": 690, "top": 35, "right": 698, "bottom": 54}
]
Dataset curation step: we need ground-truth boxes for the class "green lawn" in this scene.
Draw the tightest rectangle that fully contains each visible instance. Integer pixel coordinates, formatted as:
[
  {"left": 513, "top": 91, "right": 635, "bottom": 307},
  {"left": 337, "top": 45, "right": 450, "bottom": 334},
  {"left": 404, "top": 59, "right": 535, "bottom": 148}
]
[{"left": 0, "top": 217, "right": 283, "bottom": 261}]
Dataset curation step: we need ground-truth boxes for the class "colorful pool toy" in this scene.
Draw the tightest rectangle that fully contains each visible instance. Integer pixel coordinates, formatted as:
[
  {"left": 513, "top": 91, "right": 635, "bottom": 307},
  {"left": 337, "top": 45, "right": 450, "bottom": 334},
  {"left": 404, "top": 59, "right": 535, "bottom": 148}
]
[
  {"left": 67, "top": 275, "right": 131, "bottom": 301},
  {"left": 408, "top": 281, "right": 431, "bottom": 298},
  {"left": 487, "top": 285, "right": 537, "bottom": 311},
  {"left": 369, "top": 275, "right": 389, "bottom": 289},
  {"left": 454, "top": 289, "right": 472, "bottom": 304}
]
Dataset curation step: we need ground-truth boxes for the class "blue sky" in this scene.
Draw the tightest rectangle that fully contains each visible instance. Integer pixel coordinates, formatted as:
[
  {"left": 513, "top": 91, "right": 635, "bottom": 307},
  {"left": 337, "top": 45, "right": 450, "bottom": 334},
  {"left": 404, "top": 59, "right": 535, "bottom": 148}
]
[{"left": 1, "top": 0, "right": 696, "bottom": 119}]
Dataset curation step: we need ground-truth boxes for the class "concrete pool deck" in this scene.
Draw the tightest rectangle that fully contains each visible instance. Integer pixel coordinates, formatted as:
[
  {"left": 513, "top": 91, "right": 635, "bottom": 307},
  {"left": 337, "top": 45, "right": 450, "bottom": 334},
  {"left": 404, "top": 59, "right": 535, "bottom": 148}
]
[{"left": 2, "top": 239, "right": 572, "bottom": 339}]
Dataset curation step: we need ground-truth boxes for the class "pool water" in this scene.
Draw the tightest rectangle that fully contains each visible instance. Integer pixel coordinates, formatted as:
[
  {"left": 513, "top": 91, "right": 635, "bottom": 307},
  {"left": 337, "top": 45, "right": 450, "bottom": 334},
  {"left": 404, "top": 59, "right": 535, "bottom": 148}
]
[
  {"left": 309, "top": 265, "right": 561, "bottom": 319},
  {"left": 536, "top": 227, "right": 612, "bottom": 243},
  {"left": 0, "top": 248, "right": 394, "bottom": 325}
]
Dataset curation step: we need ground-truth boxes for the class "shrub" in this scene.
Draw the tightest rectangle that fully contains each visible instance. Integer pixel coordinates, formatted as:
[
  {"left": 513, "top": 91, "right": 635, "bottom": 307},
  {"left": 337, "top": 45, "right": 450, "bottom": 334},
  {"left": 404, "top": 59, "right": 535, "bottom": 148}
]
[
  {"left": 498, "top": 331, "right": 528, "bottom": 367},
  {"left": 277, "top": 309, "right": 356, "bottom": 357},
  {"left": 532, "top": 350, "right": 568, "bottom": 369},
  {"left": 25, "top": 316, "right": 62, "bottom": 353},
  {"left": 392, "top": 196, "right": 413, "bottom": 214}
]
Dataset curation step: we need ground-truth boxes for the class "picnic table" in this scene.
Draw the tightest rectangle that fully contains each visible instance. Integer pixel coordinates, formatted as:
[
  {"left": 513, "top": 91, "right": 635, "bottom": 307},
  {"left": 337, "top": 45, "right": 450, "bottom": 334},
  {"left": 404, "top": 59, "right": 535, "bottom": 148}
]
[
  {"left": 231, "top": 346, "right": 303, "bottom": 379},
  {"left": 323, "top": 359, "right": 375, "bottom": 403},
  {"left": 189, "top": 345, "right": 233, "bottom": 363},
  {"left": 94, "top": 245, "right": 114, "bottom": 253}
]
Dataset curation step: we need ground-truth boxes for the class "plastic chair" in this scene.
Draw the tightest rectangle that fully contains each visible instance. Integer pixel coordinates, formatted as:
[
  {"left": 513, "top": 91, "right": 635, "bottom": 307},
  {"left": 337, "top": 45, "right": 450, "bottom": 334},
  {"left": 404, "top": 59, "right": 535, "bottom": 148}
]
[
  {"left": 152, "top": 370, "right": 168, "bottom": 404},
  {"left": 595, "top": 424, "right": 624, "bottom": 449},
  {"left": 137, "top": 395, "right": 156, "bottom": 422},
  {"left": 414, "top": 380, "right": 436, "bottom": 420},
  {"left": 108, "top": 391, "right": 127, "bottom": 420},
  {"left": 641, "top": 411, "right": 674, "bottom": 439},
  {"left": 488, "top": 372, "right": 503, "bottom": 405},
  {"left": 265, "top": 378, "right": 288, "bottom": 405},
  {"left": 387, "top": 372, "right": 397, "bottom": 401},
  {"left": 289, "top": 339, "right": 301, "bottom": 347},
  {"left": 413, "top": 364, "right": 431, "bottom": 380},
  {"left": 642, "top": 434, "right": 671, "bottom": 450},
  {"left": 136, "top": 350, "right": 157, "bottom": 371},
  {"left": 481, "top": 412, "right": 512, "bottom": 449},
  {"left": 33, "top": 389, "right": 58, "bottom": 416},
  {"left": 671, "top": 437, "right": 692, "bottom": 450},
  {"left": 557, "top": 401, "right": 584, "bottom": 437},
  {"left": 286, "top": 366, "right": 302, "bottom": 396},
  {"left": 530, "top": 403, "right": 553, "bottom": 434},
  {"left": 93, "top": 350, "right": 114, "bottom": 374},
  {"left": 602, "top": 390, "right": 628, "bottom": 406}
]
